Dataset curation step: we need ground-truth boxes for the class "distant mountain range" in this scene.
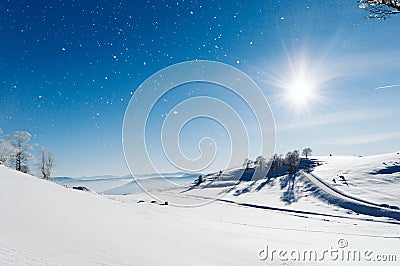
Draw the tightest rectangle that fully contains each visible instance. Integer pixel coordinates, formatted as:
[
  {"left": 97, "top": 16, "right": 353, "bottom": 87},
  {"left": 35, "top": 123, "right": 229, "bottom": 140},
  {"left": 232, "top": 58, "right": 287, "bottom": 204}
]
[
  {"left": 53, "top": 172, "right": 201, "bottom": 182},
  {"left": 51, "top": 172, "right": 202, "bottom": 194}
]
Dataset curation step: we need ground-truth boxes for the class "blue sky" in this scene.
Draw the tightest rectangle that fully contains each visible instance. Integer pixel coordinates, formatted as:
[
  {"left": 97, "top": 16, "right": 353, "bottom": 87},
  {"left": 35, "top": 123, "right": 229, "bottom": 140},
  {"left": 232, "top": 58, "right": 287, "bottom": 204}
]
[{"left": 1, "top": 0, "right": 399, "bottom": 177}]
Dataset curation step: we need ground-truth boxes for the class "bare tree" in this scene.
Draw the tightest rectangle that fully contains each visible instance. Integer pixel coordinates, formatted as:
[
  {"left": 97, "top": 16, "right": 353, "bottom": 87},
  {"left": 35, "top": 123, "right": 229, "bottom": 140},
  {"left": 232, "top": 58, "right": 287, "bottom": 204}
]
[
  {"left": 302, "top": 148, "right": 312, "bottom": 159},
  {"left": 38, "top": 148, "right": 56, "bottom": 180},
  {"left": 359, "top": 0, "right": 400, "bottom": 19},
  {"left": 285, "top": 150, "right": 300, "bottom": 174},
  {"left": 9, "top": 131, "right": 34, "bottom": 172}
]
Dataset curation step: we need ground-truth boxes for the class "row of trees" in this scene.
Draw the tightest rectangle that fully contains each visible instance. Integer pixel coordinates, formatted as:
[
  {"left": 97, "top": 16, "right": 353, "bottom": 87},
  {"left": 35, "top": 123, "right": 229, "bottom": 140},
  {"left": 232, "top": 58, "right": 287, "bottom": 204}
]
[
  {"left": 0, "top": 129, "right": 55, "bottom": 179},
  {"left": 243, "top": 148, "right": 313, "bottom": 174}
]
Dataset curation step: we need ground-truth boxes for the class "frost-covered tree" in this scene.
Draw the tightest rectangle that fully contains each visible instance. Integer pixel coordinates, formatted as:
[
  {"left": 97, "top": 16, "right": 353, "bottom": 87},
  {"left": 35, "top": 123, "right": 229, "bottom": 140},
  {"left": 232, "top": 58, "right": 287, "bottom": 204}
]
[
  {"left": 20, "top": 164, "right": 31, "bottom": 174},
  {"left": 269, "top": 154, "right": 284, "bottom": 172},
  {"left": 242, "top": 158, "right": 253, "bottom": 169},
  {"left": 359, "top": 0, "right": 400, "bottom": 19},
  {"left": 9, "top": 131, "right": 34, "bottom": 172},
  {"left": 302, "top": 148, "right": 312, "bottom": 159},
  {"left": 0, "top": 141, "right": 15, "bottom": 163},
  {"left": 285, "top": 150, "right": 300, "bottom": 174},
  {"left": 37, "top": 148, "right": 55, "bottom": 180},
  {"left": 254, "top": 155, "right": 267, "bottom": 170},
  {"left": 0, "top": 129, "right": 16, "bottom": 164}
]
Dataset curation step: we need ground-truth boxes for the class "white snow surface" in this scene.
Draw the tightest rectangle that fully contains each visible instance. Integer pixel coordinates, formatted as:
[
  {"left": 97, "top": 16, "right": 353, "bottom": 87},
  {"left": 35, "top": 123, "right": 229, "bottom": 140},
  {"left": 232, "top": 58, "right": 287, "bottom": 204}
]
[
  {"left": 1, "top": 153, "right": 400, "bottom": 265},
  {"left": 312, "top": 152, "right": 400, "bottom": 207}
]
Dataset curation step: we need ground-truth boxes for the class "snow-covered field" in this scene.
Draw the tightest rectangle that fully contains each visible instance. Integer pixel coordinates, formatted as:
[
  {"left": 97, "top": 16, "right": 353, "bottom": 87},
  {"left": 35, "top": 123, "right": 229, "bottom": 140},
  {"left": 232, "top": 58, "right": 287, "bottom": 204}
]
[
  {"left": 1, "top": 152, "right": 399, "bottom": 265},
  {"left": 312, "top": 153, "right": 400, "bottom": 208}
]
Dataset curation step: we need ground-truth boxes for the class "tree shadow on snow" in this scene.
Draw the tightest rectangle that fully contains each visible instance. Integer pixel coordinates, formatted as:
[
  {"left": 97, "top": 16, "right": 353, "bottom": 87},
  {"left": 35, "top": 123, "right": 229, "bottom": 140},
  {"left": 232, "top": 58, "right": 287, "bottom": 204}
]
[
  {"left": 254, "top": 176, "right": 277, "bottom": 192},
  {"left": 280, "top": 174, "right": 297, "bottom": 205},
  {"left": 298, "top": 158, "right": 321, "bottom": 173},
  {"left": 233, "top": 180, "right": 258, "bottom": 196},
  {"left": 371, "top": 165, "right": 400, "bottom": 175}
]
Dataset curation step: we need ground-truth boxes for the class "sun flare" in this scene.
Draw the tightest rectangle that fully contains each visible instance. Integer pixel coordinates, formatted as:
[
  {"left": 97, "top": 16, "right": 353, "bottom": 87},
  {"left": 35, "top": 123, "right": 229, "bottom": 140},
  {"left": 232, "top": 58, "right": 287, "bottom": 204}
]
[
  {"left": 287, "top": 75, "right": 315, "bottom": 106},
  {"left": 267, "top": 52, "right": 333, "bottom": 114}
]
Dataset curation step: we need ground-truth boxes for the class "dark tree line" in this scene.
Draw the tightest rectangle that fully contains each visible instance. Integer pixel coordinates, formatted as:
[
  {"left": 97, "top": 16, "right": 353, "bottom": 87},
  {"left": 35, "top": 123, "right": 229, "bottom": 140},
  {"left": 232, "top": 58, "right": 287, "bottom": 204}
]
[{"left": 243, "top": 148, "right": 312, "bottom": 175}]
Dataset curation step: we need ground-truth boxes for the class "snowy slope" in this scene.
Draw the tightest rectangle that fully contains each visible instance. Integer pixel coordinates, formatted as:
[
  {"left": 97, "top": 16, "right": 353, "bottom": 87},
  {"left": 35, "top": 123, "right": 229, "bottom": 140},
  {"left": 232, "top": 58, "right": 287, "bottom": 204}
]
[
  {"left": 1, "top": 158, "right": 399, "bottom": 265},
  {"left": 312, "top": 152, "right": 400, "bottom": 207}
]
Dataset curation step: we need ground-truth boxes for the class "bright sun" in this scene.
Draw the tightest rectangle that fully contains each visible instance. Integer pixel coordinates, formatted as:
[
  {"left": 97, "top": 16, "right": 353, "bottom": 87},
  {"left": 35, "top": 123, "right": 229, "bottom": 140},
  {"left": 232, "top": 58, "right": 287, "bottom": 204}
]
[
  {"left": 287, "top": 75, "right": 315, "bottom": 106},
  {"left": 270, "top": 55, "right": 329, "bottom": 113}
]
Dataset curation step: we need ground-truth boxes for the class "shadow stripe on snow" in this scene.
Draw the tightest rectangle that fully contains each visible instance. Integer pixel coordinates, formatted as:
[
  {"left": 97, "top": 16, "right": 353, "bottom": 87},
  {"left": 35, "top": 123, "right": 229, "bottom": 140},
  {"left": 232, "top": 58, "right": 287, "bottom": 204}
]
[{"left": 302, "top": 170, "right": 400, "bottom": 221}]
